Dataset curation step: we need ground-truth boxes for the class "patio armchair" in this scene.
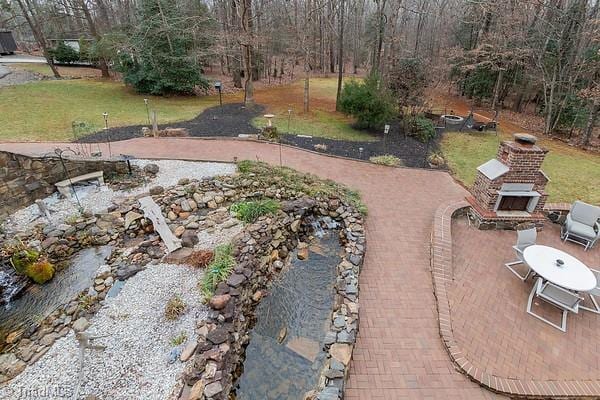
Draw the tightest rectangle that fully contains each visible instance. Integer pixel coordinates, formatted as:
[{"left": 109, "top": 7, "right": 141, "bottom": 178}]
[
  {"left": 527, "top": 277, "right": 583, "bottom": 332},
  {"left": 580, "top": 268, "right": 600, "bottom": 314},
  {"left": 504, "top": 227, "right": 537, "bottom": 281},
  {"left": 561, "top": 201, "right": 600, "bottom": 251}
]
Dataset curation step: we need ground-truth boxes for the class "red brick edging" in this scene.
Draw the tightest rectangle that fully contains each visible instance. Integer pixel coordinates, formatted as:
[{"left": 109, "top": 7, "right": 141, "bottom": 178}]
[{"left": 431, "top": 201, "right": 600, "bottom": 398}]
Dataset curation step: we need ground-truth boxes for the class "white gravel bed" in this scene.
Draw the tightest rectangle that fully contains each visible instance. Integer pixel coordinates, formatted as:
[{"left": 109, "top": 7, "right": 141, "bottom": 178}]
[
  {"left": 2, "top": 160, "right": 236, "bottom": 234},
  {"left": 195, "top": 222, "right": 244, "bottom": 251},
  {"left": 0, "top": 262, "right": 207, "bottom": 400},
  {"left": 131, "top": 159, "right": 236, "bottom": 192}
]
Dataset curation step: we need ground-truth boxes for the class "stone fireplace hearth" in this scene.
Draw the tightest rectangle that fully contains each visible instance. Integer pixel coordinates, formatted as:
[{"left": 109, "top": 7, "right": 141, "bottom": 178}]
[{"left": 467, "top": 134, "right": 549, "bottom": 229}]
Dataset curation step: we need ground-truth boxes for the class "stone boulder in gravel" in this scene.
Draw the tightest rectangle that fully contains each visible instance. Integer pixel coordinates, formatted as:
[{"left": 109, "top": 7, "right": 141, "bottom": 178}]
[
  {"left": 181, "top": 230, "right": 199, "bottom": 248},
  {"left": 144, "top": 163, "right": 160, "bottom": 175},
  {"left": 115, "top": 264, "right": 144, "bottom": 280},
  {"left": 209, "top": 294, "right": 231, "bottom": 310},
  {"left": 72, "top": 317, "right": 90, "bottom": 332},
  {"left": 149, "top": 186, "right": 164, "bottom": 195}
]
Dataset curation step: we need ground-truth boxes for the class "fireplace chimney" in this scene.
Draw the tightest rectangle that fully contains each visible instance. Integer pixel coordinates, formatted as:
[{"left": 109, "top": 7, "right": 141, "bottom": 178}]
[{"left": 467, "top": 134, "right": 549, "bottom": 230}]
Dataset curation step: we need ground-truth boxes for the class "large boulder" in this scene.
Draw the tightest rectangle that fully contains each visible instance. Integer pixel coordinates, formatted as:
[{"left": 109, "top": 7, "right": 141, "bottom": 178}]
[{"left": 143, "top": 163, "right": 159, "bottom": 175}]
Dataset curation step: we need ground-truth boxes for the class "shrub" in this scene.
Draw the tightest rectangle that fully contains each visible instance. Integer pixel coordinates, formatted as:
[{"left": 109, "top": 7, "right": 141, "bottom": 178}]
[
  {"left": 369, "top": 155, "right": 403, "bottom": 167},
  {"left": 116, "top": 0, "right": 211, "bottom": 95},
  {"left": 262, "top": 126, "right": 279, "bottom": 140},
  {"left": 237, "top": 160, "right": 253, "bottom": 173},
  {"left": 25, "top": 259, "right": 55, "bottom": 284},
  {"left": 78, "top": 294, "right": 95, "bottom": 311},
  {"left": 230, "top": 199, "right": 280, "bottom": 223},
  {"left": 49, "top": 42, "right": 80, "bottom": 64},
  {"left": 338, "top": 74, "right": 396, "bottom": 130},
  {"left": 200, "top": 244, "right": 235, "bottom": 297},
  {"left": 184, "top": 250, "right": 214, "bottom": 268},
  {"left": 407, "top": 115, "right": 436, "bottom": 143},
  {"left": 462, "top": 65, "right": 496, "bottom": 101},
  {"left": 427, "top": 152, "right": 446, "bottom": 168},
  {"left": 387, "top": 58, "right": 428, "bottom": 111},
  {"left": 165, "top": 294, "right": 186, "bottom": 320},
  {"left": 10, "top": 247, "right": 40, "bottom": 275}
]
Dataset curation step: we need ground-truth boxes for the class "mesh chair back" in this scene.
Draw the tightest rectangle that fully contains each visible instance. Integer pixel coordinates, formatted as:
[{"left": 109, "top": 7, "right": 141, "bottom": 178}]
[
  {"left": 570, "top": 201, "right": 600, "bottom": 226},
  {"left": 516, "top": 228, "right": 537, "bottom": 251}
]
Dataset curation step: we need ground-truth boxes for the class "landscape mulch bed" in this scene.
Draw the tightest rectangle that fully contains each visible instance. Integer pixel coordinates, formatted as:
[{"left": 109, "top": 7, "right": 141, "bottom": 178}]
[
  {"left": 281, "top": 129, "right": 441, "bottom": 168},
  {"left": 78, "top": 103, "right": 264, "bottom": 143},
  {"left": 79, "top": 103, "right": 443, "bottom": 168}
]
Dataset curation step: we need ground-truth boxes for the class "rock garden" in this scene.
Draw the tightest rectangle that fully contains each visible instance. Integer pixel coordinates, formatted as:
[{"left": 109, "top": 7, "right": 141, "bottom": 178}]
[{"left": 0, "top": 157, "right": 366, "bottom": 400}]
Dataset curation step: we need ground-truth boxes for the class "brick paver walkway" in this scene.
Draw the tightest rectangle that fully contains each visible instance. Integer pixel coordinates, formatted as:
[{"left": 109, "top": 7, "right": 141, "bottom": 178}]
[
  {"left": 452, "top": 216, "right": 599, "bottom": 382},
  {"left": 0, "top": 139, "right": 500, "bottom": 399}
]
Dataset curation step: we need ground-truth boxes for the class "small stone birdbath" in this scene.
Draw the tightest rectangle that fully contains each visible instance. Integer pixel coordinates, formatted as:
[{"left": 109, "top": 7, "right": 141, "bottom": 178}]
[{"left": 264, "top": 114, "right": 275, "bottom": 127}]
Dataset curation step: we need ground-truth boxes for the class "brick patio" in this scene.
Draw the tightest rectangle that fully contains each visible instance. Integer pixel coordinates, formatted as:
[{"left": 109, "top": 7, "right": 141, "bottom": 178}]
[
  {"left": 433, "top": 200, "right": 600, "bottom": 398},
  {"left": 0, "top": 139, "right": 503, "bottom": 399}
]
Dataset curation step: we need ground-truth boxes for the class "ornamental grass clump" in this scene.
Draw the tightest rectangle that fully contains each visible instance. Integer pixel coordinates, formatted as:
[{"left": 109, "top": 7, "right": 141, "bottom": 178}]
[
  {"left": 170, "top": 332, "right": 187, "bottom": 346},
  {"left": 369, "top": 155, "right": 403, "bottom": 167},
  {"left": 200, "top": 244, "right": 235, "bottom": 297},
  {"left": 165, "top": 294, "right": 187, "bottom": 321},
  {"left": 230, "top": 199, "right": 280, "bottom": 223},
  {"left": 25, "top": 258, "right": 55, "bottom": 284}
]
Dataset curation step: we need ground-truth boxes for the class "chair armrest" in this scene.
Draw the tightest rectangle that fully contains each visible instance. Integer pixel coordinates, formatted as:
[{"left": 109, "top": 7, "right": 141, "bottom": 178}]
[
  {"left": 565, "top": 213, "right": 574, "bottom": 227},
  {"left": 512, "top": 245, "right": 524, "bottom": 255}
]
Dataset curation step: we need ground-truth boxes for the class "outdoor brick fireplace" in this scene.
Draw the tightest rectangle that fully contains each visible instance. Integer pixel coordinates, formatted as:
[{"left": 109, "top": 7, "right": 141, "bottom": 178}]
[{"left": 467, "top": 134, "right": 549, "bottom": 229}]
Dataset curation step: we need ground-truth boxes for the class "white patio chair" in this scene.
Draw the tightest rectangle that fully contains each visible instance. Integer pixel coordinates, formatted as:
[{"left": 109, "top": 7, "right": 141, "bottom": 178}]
[
  {"left": 561, "top": 201, "right": 600, "bottom": 251},
  {"left": 580, "top": 268, "right": 600, "bottom": 314},
  {"left": 527, "top": 277, "right": 583, "bottom": 332},
  {"left": 504, "top": 227, "right": 537, "bottom": 281}
]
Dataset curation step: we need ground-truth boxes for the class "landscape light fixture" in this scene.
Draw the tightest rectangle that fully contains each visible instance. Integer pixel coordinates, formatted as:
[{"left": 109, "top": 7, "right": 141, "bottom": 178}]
[
  {"left": 102, "top": 112, "right": 112, "bottom": 157},
  {"left": 384, "top": 124, "right": 390, "bottom": 152},
  {"left": 144, "top": 98, "right": 150, "bottom": 125},
  {"left": 214, "top": 81, "right": 223, "bottom": 107},
  {"left": 287, "top": 108, "right": 292, "bottom": 133}
]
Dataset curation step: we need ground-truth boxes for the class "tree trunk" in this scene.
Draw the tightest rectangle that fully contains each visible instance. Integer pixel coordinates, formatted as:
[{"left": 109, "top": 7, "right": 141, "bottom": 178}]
[
  {"left": 16, "top": 0, "right": 61, "bottom": 78},
  {"left": 328, "top": 0, "right": 335, "bottom": 73},
  {"left": 491, "top": 69, "right": 503, "bottom": 111},
  {"left": 544, "top": 67, "right": 557, "bottom": 135},
  {"left": 581, "top": 101, "right": 599, "bottom": 146},
  {"left": 79, "top": 0, "right": 109, "bottom": 78},
  {"left": 156, "top": 0, "right": 174, "bottom": 53},
  {"left": 303, "top": 0, "right": 311, "bottom": 113},
  {"left": 237, "top": 0, "right": 254, "bottom": 105},
  {"left": 335, "top": 0, "right": 345, "bottom": 111}
]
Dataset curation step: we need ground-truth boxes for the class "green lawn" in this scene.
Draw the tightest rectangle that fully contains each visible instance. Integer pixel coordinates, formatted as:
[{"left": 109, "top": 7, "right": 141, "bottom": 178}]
[
  {"left": 253, "top": 77, "right": 376, "bottom": 142},
  {"left": 251, "top": 109, "right": 375, "bottom": 142},
  {"left": 441, "top": 132, "right": 600, "bottom": 203},
  {"left": 0, "top": 80, "right": 218, "bottom": 141},
  {"left": 0, "top": 76, "right": 373, "bottom": 142}
]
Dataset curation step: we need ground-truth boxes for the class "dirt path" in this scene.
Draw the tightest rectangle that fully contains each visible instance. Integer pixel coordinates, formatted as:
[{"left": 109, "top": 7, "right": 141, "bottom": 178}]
[
  {"left": 427, "top": 89, "right": 536, "bottom": 136},
  {"left": 0, "top": 65, "right": 40, "bottom": 88}
]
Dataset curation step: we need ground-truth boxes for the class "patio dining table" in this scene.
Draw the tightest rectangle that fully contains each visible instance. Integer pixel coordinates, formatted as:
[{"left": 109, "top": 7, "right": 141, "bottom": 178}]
[{"left": 523, "top": 245, "right": 597, "bottom": 292}]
